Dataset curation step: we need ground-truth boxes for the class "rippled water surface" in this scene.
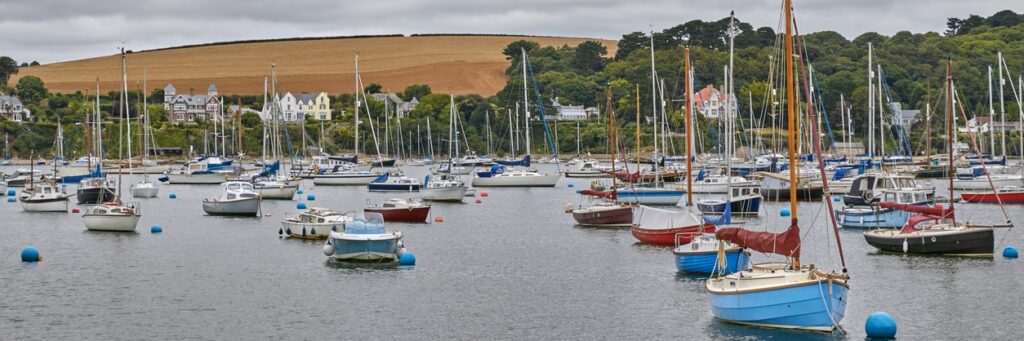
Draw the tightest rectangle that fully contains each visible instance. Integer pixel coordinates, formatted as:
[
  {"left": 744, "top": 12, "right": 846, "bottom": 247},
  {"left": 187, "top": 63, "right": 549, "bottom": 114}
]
[{"left": 2, "top": 164, "right": 1022, "bottom": 339}]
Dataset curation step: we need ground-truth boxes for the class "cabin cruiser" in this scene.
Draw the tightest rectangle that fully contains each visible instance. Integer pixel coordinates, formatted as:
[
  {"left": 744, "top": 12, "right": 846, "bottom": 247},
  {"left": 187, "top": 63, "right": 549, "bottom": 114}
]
[
  {"left": 471, "top": 165, "right": 559, "bottom": 187},
  {"left": 281, "top": 207, "right": 354, "bottom": 239},
  {"left": 564, "top": 158, "right": 611, "bottom": 178},
  {"left": 311, "top": 164, "right": 382, "bottom": 186},
  {"left": 82, "top": 200, "right": 141, "bottom": 232},
  {"left": 419, "top": 174, "right": 468, "bottom": 202},
  {"left": 368, "top": 172, "right": 421, "bottom": 192},
  {"left": 19, "top": 180, "right": 70, "bottom": 212},
  {"left": 77, "top": 176, "right": 117, "bottom": 205},
  {"left": 322, "top": 212, "right": 407, "bottom": 263},
  {"left": 202, "top": 181, "right": 261, "bottom": 216},
  {"left": 163, "top": 161, "right": 236, "bottom": 184}
]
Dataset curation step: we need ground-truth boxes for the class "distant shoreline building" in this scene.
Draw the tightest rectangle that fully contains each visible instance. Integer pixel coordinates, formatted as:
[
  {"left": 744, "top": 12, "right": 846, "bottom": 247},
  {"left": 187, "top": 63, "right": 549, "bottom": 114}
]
[
  {"left": 261, "top": 92, "right": 332, "bottom": 123},
  {"left": 548, "top": 97, "right": 597, "bottom": 121},
  {"left": 370, "top": 93, "right": 418, "bottom": 118},
  {"left": 693, "top": 85, "right": 737, "bottom": 119},
  {"left": 0, "top": 94, "right": 31, "bottom": 122},
  {"left": 163, "top": 83, "right": 222, "bottom": 124}
]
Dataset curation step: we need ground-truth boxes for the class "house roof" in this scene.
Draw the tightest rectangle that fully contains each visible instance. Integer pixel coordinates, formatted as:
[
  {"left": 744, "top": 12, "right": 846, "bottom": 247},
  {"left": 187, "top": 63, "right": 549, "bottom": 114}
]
[
  {"left": 297, "top": 93, "right": 318, "bottom": 103},
  {"left": 899, "top": 109, "right": 920, "bottom": 120},
  {"left": 692, "top": 85, "right": 735, "bottom": 105},
  {"left": 0, "top": 95, "right": 23, "bottom": 108}
]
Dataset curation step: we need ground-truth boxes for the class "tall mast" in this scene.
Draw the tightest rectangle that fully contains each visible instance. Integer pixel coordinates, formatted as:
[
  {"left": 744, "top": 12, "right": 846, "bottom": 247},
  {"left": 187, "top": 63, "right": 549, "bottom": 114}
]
[
  {"left": 261, "top": 76, "right": 268, "bottom": 162},
  {"left": 684, "top": 48, "right": 693, "bottom": 206},
  {"left": 607, "top": 88, "right": 617, "bottom": 190},
  {"left": 96, "top": 80, "right": 103, "bottom": 163},
  {"left": 840, "top": 94, "right": 846, "bottom": 156},
  {"left": 121, "top": 47, "right": 132, "bottom": 169},
  {"left": 649, "top": 31, "right": 659, "bottom": 164},
  {"left": 426, "top": 119, "right": 433, "bottom": 159},
  {"left": 726, "top": 11, "right": 735, "bottom": 200},
  {"left": 522, "top": 48, "right": 531, "bottom": 156},
  {"left": 353, "top": 54, "right": 361, "bottom": 157},
  {"left": 635, "top": 84, "right": 641, "bottom": 180},
  {"left": 998, "top": 52, "right": 1006, "bottom": 157},
  {"left": 867, "top": 42, "right": 874, "bottom": 158},
  {"left": 784, "top": 0, "right": 799, "bottom": 266},
  {"left": 945, "top": 60, "right": 956, "bottom": 225},
  {"left": 989, "top": 66, "right": 996, "bottom": 154},
  {"left": 485, "top": 110, "right": 493, "bottom": 156},
  {"left": 84, "top": 89, "right": 92, "bottom": 169},
  {"left": 878, "top": 63, "right": 885, "bottom": 158}
]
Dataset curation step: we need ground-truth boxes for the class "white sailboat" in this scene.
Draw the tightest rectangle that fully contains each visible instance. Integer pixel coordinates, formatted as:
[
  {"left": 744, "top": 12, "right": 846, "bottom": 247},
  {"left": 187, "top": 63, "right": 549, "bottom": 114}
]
[
  {"left": 421, "top": 95, "right": 468, "bottom": 202},
  {"left": 83, "top": 169, "right": 142, "bottom": 232}
]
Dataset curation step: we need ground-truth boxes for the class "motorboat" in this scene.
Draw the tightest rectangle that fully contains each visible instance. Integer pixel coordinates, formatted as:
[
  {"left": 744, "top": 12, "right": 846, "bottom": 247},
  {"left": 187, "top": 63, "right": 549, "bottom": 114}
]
[
  {"left": 163, "top": 161, "right": 235, "bottom": 184},
  {"left": 82, "top": 200, "right": 142, "bottom": 232},
  {"left": 322, "top": 212, "right": 407, "bottom": 263},
  {"left": 77, "top": 176, "right": 117, "bottom": 205},
  {"left": 756, "top": 170, "right": 823, "bottom": 201},
  {"left": 837, "top": 188, "right": 931, "bottom": 229},
  {"left": 19, "top": 181, "right": 70, "bottom": 212},
  {"left": 130, "top": 180, "right": 160, "bottom": 198},
  {"left": 419, "top": 174, "right": 467, "bottom": 202},
  {"left": 281, "top": 207, "right": 354, "bottom": 239},
  {"left": 951, "top": 173, "right": 1023, "bottom": 190},
  {"left": 563, "top": 158, "right": 611, "bottom": 178},
  {"left": 961, "top": 185, "right": 1024, "bottom": 204},
  {"left": 202, "top": 181, "right": 261, "bottom": 216},
  {"left": 613, "top": 185, "right": 684, "bottom": 205},
  {"left": 690, "top": 175, "right": 757, "bottom": 194},
  {"left": 696, "top": 186, "right": 762, "bottom": 216},
  {"left": 2, "top": 169, "right": 43, "bottom": 188},
  {"left": 364, "top": 198, "right": 431, "bottom": 222}
]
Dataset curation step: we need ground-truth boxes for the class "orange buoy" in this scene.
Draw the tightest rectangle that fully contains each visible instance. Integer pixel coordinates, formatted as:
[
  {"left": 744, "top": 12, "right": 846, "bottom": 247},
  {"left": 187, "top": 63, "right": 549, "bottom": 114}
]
[
  {"left": 434, "top": 216, "right": 444, "bottom": 223},
  {"left": 481, "top": 191, "right": 489, "bottom": 197}
]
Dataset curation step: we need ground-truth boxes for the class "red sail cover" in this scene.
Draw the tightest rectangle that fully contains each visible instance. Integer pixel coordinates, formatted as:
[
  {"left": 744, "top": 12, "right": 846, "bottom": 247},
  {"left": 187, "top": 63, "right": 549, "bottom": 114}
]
[
  {"left": 579, "top": 189, "right": 617, "bottom": 200},
  {"left": 602, "top": 170, "right": 641, "bottom": 182},
  {"left": 715, "top": 225, "right": 801, "bottom": 259},
  {"left": 879, "top": 202, "right": 955, "bottom": 220}
]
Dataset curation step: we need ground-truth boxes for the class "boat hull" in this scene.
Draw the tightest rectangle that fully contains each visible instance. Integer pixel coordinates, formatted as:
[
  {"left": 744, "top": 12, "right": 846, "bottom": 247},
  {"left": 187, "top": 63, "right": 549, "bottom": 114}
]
[
  {"left": 367, "top": 183, "right": 421, "bottom": 192},
  {"left": 571, "top": 205, "right": 633, "bottom": 226},
  {"left": 630, "top": 224, "right": 715, "bottom": 246},
  {"left": 202, "top": 198, "right": 261, "bottom": 216},
  {"left": 280, "top": 221, "right": 335, "bottom": 239},
  {"left": 419, "top": 186, "right": 467, "bottom": 202},
  {"left": 564, "top": 170, "right": 610, "bottom": 178},
  {"left": 83, "top": 214, "right": 141, "bottom": 232},
  {"left": 20, "top": 197, "right": 69, "bottom": 212},
  {"left": 254, "top": 183, "right": 298, "bottom": 200},
  {"left": 708, "top": 277, "right": 848, "bottom": 332},
  {"left": 951, "top": 177, "right": 1022, "bottom": 190},
  {"left": 836, "top": 207, "right": 912, "bottom": 229},
  {"left": 165, "top": 172, "right": 230, "bottom": 185},
  {"left": 471, "top": 174, "right": 560, "bottom": 187},
  {"left": 961, "top": 191, "right": 1024, "bottom": 204},
  {"left": 311, "top": 174, "right": 380, "bottom": 186},
  {"left": 76, "top": 187, "right": 117, "bottom": 205},
  {"left": 863, "top": 228, "right": 993, "bottom": 256},
  {"left": 365, "top": 207, "right": 431, "bottom": 222},
  {"left": 674, "top": 249, "right": 750, "bottom": 274},
  {"left": 697, "top": 196, "right": 761, "bottom": 216},
  {"left": 130, "top": 184, "right": 159, "bottom": 198},
  {"left": 760, "top": 187, "right": 823, "bottom": 201},
  {"left": 614, "top": 189, "right": 685, "bottom": 205},
  {"left": 329, "top": 236, "right": 401, "bottom": 262}
]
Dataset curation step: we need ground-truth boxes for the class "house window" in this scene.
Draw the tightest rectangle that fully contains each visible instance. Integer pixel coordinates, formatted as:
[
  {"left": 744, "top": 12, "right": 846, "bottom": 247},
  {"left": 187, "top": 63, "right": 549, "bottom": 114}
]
[
  {"left": 287, "top": 104, "right": 291, "bottom": 110},
  {"left": 320, "top": 104, "right": 326, "bottom": 110},
  {"left": 175, "top": 104, "right": 186, "bottom": 110},
  {"left": 176, "top": 114, "right": 184, "bottom": 121},
  {"left": 189, "top": 114, "right": 194, "bottom": 121},
  {"left": 320, "top": 114, "right": 327, "bottom": 120}
]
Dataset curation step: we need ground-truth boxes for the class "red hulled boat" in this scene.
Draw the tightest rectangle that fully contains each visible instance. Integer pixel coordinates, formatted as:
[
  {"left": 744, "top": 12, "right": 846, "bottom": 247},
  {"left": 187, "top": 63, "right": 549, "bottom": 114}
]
[
  {"left": 630, "top": 205, "right": 715, "bottom": 245},
  {"left": 960, "top": 186, "right": 1024, "bottom": 204},
  {"left": 364, "top": 198, "right": 431, "bottom": 222}
]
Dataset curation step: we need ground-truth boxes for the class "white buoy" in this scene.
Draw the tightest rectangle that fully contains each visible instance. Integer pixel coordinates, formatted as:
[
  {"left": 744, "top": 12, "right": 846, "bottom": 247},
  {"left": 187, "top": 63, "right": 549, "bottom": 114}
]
[{"left": 322, "top": 243, "right": 335, "bottom": 256}]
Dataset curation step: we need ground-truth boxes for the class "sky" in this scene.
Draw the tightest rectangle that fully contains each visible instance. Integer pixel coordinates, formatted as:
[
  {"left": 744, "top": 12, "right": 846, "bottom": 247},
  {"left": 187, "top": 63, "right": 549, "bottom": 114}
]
[{"left": 0, "top": 0, "right": 1013, "bottom": 64}]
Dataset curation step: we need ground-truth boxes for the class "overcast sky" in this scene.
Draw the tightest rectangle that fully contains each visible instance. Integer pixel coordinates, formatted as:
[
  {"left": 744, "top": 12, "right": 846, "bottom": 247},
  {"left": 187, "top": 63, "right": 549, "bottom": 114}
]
[{"left": 0, "top": 0, "right": 1012, "bottom": 64}]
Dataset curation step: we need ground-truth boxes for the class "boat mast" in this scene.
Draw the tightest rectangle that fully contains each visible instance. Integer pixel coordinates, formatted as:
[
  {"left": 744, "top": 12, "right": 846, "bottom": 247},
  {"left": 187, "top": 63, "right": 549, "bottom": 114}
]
[
  {"left": 945, "top": 60, "right": 956, "bottom": 224},
  {"left": 999, "top": 52, "right": 1006, "bottom": 158},
  {"left": 784, "top": 0, "right": 799, "bottom": 268},
  {"left": 353, "top": 54, "right": 361, "bottom": 158},
  {"left": 607, "top": 88, "right": 617, "bottom": 191},
  {"left": 522, "top": 48, "right": 531, "bottom": 157},
  {"left": 726, "top": 11, "right": 735, "bottom": 202},
  {"left": 989, "top": 66, "right": 995, "bottom": 155},
  {"left": 96, "top": 80, "right": 103, "bottom": 164},
  {"left": 261, "top": 76, "right": 268, "bottom": 163},
  {"left": 121, "top": 47, "right": 132, "bottom": 169},
  {"left": 867, "top": 43, "right": 874, "bottom": 159},
  {"left": 426, "top": 119, "right": 433, "bottom": 160},
  {"left": 635, "top": 85, "right": 641, "bottom": 182},
  {"left": 878, "top": 63, "right": 885, "bottom": 158},
  {"left": 649, "top": 31, "right": 659, "bottom": 172},
  {"left": 684, "top": 48, "right": 693, "bottom": 207},
  {"left": 84, "top": 88, "right": 91, "bottom": 169}
]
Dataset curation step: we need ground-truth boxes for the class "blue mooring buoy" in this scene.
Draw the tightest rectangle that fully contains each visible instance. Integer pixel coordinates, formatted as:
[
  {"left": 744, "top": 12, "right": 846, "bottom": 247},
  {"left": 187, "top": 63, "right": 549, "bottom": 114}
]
[
  {"left": 833, "top": 197, "right": 841, "bottom": 202},
  {"left": 307, "top": 194, "right": 316, "bottom": 201},
  {"left": 6, "top": 197, "right": 14, "bottom": 203},
  {"left": 1003, "top": 246, "right": 1019, "bottom": 259},
  {"left": 21, "top": 246, "right": 40, "bottom": 262},
  {"left": 780, "top": 209, "right": 791, "bottom": 217},
  {"left": 296, "top": 202, "right": 307, "bottom": 209},
  {"left": 398, "top": 252, "right": 416, "bottom": 266},
  {"left": 297, "top": 189, "right": 304, "bottom": 195},
  {"left": 6, "top": 188, "right": 14, "bottom": 196},
  {"left": 567, "top": 183, "right": 574, "bottom": 188},
  {"left": 865, "top": 311, "right": 897, "bottom": 338},
  {"left": 151, "top": 225, "right": 163, "bottom": 234},
  {"left": 169, "top": 193, "right": 177, "bottom": 199}
]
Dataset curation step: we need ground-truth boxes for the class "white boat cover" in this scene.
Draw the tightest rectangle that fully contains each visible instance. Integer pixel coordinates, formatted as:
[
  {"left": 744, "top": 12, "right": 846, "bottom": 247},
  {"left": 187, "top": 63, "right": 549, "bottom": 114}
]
[{"left": 633, "top": 205, "right": 702, "bottom": 231}]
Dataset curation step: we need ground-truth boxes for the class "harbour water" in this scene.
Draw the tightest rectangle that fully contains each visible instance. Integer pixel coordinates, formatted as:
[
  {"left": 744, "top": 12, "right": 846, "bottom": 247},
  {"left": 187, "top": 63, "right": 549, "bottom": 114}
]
[{"left": 2, "top": 164, "right": 1022, "bottom": 339}]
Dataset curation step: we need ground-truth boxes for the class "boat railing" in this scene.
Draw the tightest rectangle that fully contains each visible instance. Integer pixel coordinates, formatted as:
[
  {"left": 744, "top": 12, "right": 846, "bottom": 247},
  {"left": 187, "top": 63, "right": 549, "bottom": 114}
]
[{"left": 674, "top": 231, "right": 704, "bottom": 248}]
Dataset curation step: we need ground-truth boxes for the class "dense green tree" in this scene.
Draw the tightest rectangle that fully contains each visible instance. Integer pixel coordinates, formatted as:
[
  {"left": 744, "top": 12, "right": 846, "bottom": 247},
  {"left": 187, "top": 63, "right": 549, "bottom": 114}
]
[
  {"left": 573, "top": 41, "right": 608, "bottom": 74},
  {"left": 0, "top": 56, "right": 17, "bottom": 88},
  {"left": 364, "top": 83, "right": 382, "bottom": 94},
  {"left": 400, "top": 84, "right": 431, "bottom": 101},
  {"left": 16, "top": 76, "right": 47, "bottom": 103}
]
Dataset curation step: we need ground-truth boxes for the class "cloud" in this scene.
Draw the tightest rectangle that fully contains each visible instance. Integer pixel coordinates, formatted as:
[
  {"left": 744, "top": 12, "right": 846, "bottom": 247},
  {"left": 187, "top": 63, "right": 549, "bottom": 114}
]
[{"left": 0, "top": 0, "right": 1011, "bottom": 63}]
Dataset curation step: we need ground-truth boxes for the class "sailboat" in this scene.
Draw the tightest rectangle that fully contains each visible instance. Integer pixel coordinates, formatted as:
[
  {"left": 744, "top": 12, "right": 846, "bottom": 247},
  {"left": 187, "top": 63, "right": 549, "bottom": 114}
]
[
  {"left": 706, "top": 4, "right": 849, "bottom": 331},
  {"left": 19, "top": 157, "right": 71, "bottom": 212},
  {"left": 83, "top": 168, "right": 142, "bottom": 232},
  {"left": 420, "top": 95, "right": 469, "bottom": 202},
  {"left": 131, "top": 69, "right": 159, "bottom": 198},
  {"left": 695, "top": 17, "right": 762, "bottom": 217},
  {"left": 472, "top": 48, "right": 560, "bottom": 187},
  {"left": 570, "top": 89, "right": 633, "bottom": 227},
  {"left": 251, "top": 65, "right": 300, "bottom": 199},
  {"left": 78, "top": 81, "right": 117, "bottom": 205},
  {"left": 863, "top": 60, "right": 997, "bottom": 256}
]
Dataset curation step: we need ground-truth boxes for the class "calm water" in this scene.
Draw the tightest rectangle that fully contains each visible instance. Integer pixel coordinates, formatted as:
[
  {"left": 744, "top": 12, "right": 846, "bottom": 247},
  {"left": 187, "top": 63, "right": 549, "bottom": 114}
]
[{"left": 2, "top": 164, "right": 1022, "bottom": 340}]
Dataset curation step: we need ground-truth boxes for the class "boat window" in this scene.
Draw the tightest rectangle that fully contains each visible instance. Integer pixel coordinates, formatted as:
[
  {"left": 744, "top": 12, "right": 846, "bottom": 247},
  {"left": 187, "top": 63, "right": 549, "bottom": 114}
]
[
  {"left": 900, "top": 193, "right": 912, "bottom": 203},
  {"left": 880, "top": 180, "right": 893, "bottom": 189},
  {"left": 914, "top": 193, "right": 926, "bottom": 202},
  {"left": 884, "top": 193, "right": 896, "bottom": 201},
  {"left": 898, "top": 179, "right": 913, "bottom": 188},
  {"left": 227, "top": 194, "right": 236, "bottom": 200}
]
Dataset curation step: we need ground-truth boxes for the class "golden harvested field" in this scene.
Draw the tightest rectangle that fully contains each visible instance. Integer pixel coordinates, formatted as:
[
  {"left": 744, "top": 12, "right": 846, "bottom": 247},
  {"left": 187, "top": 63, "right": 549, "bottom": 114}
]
[{"left": 12, "top": 35, "right": 616, "bottom": 97}]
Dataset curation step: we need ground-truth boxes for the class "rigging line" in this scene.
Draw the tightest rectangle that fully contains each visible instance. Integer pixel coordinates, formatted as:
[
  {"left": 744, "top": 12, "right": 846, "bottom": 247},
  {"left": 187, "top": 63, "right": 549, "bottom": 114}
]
[{"left": 952, "top": 88, "right": 1011, "bottom": 223}]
